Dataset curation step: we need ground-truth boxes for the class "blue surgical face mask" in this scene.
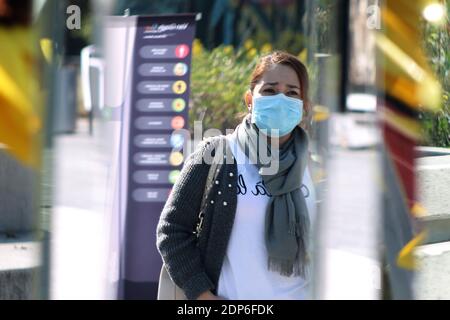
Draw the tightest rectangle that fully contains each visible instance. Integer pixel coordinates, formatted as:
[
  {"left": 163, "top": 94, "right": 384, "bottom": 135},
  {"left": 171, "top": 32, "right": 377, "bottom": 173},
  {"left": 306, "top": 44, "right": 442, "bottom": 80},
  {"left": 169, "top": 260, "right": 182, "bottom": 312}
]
[{"left": 251, "top": 93, "right": 303, "bottom": 137}]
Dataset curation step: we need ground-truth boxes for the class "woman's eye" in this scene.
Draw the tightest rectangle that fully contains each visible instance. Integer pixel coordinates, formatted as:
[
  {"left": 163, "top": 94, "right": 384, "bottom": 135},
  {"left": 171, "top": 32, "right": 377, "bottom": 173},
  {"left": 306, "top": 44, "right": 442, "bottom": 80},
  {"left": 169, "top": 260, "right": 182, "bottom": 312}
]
[
  {"left": 263, "top": 88, "right": 276, "bottom": 94},
  {"left": 287, "top": 91, "right": 299, "bottom": 97}
]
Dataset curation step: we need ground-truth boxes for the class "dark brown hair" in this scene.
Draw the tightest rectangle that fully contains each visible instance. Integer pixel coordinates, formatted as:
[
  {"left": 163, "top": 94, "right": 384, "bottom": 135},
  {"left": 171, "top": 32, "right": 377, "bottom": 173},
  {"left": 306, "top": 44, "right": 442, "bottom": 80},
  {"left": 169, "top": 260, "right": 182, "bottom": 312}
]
[{"left": 247, "top": 51, "right": 311, "bottom": 131}]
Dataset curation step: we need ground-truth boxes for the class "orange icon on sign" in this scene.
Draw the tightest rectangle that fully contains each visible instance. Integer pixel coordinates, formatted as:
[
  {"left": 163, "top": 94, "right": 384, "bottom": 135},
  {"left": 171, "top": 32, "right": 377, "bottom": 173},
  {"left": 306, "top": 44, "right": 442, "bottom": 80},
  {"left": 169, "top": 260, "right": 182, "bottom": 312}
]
[{"left": 171, "top": 116, "right": 185, "bottom": 130}]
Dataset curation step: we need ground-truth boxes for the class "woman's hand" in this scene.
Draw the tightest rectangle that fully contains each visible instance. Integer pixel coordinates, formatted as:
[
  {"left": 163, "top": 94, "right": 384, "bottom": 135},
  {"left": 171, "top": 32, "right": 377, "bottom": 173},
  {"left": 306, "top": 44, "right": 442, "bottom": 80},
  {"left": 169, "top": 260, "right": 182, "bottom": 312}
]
[{"left": 196, "top": 291, "right": 225, "bottom": 300}]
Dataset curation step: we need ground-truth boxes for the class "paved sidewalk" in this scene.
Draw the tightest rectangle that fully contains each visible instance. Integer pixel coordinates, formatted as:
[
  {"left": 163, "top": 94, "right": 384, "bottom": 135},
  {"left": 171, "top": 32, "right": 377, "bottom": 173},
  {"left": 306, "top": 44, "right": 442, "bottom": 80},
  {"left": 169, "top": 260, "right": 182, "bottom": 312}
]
[{"left": 49, "top": 119, "right": 120, "bottom": 299}]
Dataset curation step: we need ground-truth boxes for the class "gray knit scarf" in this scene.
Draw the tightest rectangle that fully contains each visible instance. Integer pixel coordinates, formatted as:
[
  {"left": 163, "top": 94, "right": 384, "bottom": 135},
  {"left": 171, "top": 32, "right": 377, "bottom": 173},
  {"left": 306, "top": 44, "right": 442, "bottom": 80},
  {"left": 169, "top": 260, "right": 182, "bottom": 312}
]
[{"left": 235, "top": 114, "right": 310, "bottom": 277}]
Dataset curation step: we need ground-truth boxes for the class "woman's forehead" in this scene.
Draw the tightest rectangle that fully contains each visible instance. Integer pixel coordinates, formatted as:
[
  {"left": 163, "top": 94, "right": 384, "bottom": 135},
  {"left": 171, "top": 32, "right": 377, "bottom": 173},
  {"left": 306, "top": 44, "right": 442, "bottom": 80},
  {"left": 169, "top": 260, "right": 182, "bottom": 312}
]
[{"left": 259, "top": 64, "right": 300, "bottom": 87}]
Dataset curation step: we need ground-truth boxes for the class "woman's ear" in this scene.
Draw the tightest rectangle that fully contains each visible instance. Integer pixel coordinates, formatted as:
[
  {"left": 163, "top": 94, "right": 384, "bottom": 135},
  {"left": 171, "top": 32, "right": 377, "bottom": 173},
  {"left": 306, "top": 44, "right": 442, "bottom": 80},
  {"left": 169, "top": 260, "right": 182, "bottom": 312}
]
[{"left": 244, "top": 90, "right": 253, "bottom": 112}]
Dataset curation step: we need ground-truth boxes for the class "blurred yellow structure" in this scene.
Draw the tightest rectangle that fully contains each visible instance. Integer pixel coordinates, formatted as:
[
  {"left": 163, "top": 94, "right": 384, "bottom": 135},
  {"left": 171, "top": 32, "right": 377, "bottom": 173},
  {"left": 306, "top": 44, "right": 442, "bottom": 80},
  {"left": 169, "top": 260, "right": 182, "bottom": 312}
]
[
  {"left": 0, "top": 27, "right": 42, "bottom": 168},
  {"left": 377, "top": 0, "right": 444, "bottom": 271}
]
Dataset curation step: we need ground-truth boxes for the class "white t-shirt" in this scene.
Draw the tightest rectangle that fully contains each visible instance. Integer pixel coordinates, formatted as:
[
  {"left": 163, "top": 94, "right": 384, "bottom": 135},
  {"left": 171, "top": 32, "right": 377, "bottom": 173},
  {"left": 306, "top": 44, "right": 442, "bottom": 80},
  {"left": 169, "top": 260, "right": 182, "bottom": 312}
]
[{"left": 217, "top": 131, "right": 316, "bottom": 300}]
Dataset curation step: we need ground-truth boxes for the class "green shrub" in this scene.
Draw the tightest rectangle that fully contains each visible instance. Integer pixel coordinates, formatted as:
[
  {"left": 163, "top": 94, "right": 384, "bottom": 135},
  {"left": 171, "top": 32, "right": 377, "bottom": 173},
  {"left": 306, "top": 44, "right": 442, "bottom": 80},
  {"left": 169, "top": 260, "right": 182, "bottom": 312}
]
[
  {"left": 189, "top": 40, "right": 314, "bottom": 135},
  {"left": 420, "top": 2, "right": 450, "bottom": 147},
  {"left": 421, "top": 92, "right": 450, "bottom": 147},
  {"left": 189, "top": 41, "right": 259, "bottom": 133}
]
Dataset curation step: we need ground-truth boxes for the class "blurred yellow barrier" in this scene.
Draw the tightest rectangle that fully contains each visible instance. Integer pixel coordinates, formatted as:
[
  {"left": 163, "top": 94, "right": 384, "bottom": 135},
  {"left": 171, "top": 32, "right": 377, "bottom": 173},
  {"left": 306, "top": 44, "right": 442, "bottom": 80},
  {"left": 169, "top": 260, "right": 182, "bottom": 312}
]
[{"left": 0, "top": 27, "right": 41, "bottom": 168}]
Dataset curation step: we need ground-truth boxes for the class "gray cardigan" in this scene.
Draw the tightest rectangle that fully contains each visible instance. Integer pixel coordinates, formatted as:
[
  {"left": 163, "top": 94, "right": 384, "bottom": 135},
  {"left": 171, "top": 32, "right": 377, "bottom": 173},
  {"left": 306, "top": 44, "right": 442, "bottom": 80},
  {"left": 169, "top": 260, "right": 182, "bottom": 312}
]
[{"left": 156, "top": 135, "right": 238, "bottom": 300}]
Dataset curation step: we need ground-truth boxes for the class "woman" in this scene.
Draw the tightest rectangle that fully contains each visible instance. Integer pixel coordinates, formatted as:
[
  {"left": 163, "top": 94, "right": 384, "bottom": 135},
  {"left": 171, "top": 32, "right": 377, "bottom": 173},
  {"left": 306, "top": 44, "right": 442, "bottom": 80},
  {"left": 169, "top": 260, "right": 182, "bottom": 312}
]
[{"left": 156, "top": 51, "right": 316, "bottom": 300}]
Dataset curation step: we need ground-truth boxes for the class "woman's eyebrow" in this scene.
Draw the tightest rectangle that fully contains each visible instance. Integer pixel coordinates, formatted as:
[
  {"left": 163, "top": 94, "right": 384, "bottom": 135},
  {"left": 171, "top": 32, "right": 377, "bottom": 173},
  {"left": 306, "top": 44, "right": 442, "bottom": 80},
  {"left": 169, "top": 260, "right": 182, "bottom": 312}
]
[{"left": 264, "top": 82, "right": 300, "bottom": 89}]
